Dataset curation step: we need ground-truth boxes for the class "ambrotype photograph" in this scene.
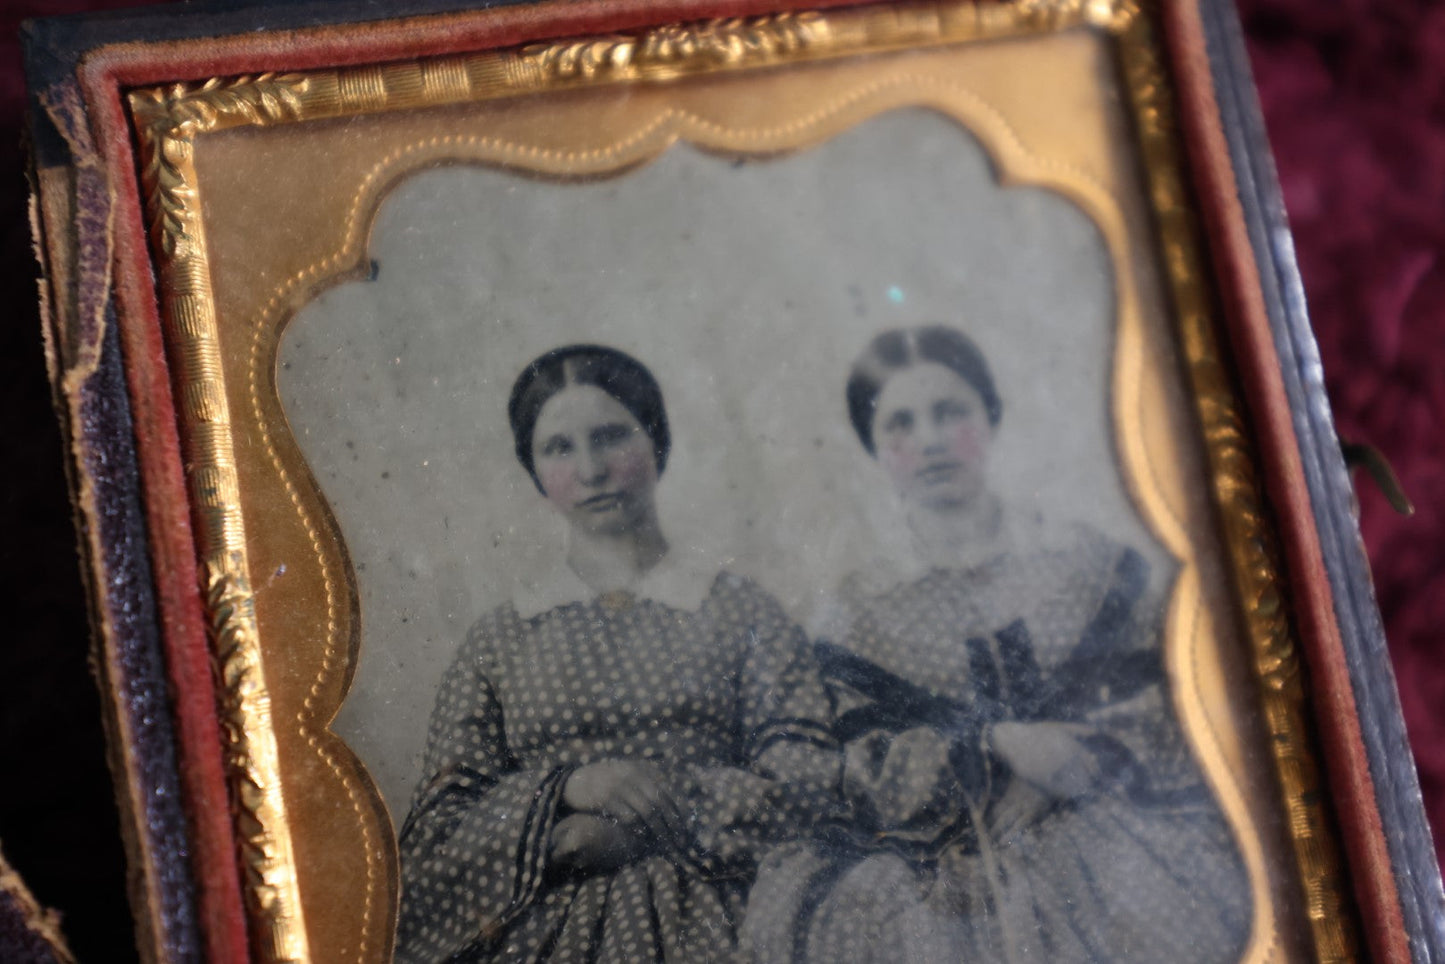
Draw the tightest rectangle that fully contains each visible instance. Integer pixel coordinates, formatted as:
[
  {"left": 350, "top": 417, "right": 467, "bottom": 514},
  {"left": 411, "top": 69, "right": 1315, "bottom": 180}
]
[{"left": 274, "top": 101, "right": 1255, "bottom": 963}]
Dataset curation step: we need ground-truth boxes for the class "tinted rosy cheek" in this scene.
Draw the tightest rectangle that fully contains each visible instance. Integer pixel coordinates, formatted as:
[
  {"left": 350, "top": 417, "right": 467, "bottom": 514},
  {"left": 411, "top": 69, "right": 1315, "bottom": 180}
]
[
  {"left": 536, "top": 460, "right": 580, "bottom": 507},
  {"left": 608, "top": 443, "right": 656, "bottom": 491},
  {"left": 945, "top": 420, "right": 989, "bottom": 464}
]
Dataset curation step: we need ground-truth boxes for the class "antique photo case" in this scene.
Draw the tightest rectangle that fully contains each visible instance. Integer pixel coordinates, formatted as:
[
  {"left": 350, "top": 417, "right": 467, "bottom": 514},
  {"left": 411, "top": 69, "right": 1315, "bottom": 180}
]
[{"left": 27, "top": 0, "right": 1405, "bottom": 961}]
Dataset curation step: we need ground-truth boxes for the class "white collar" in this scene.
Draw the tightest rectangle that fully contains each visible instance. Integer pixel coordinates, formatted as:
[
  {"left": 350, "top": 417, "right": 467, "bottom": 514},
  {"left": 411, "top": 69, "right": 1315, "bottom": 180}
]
[{"left": 511, "top": 552, "right": 720, "bottom": 619}]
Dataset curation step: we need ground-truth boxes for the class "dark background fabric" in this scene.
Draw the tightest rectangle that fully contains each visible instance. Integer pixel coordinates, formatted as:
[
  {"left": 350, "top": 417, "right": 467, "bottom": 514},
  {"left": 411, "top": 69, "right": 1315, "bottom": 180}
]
[{"left": 0, "top": 0, "right": 1439, "bottom": 958}]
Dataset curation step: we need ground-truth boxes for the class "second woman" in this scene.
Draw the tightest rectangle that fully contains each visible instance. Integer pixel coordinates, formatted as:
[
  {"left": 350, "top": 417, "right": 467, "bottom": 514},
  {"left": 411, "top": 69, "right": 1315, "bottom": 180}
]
[{"left": 749, "top": 326, "right": 1252, "bottom": 963}]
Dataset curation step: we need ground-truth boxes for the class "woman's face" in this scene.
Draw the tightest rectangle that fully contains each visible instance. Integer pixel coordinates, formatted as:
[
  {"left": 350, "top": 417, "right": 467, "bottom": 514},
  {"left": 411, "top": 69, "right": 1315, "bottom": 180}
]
[
  {"left": 871, "top": 362, "right": 993, "bottom": 515},
  {"left": 532, "top": 384, "right": 659, "bottom": 537}
]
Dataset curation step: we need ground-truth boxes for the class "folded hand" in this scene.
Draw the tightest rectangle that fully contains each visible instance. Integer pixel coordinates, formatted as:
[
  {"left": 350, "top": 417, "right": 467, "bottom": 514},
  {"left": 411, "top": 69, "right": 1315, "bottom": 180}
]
[
  {"left": 548, "top": 813, "right": 651, "bottom": 874},
  {"left": 562, "top": 759, "right": 690, "bottom": 851},
  {"left": 989, "top": 720, "right": 1103, "bottom": 801}
]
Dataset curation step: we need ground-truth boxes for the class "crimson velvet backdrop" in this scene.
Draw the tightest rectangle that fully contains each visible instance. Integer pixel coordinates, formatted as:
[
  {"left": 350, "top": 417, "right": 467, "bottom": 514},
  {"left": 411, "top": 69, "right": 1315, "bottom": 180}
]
[{"left": 0, "top": 0, "right": 1440, "bottom": 958}]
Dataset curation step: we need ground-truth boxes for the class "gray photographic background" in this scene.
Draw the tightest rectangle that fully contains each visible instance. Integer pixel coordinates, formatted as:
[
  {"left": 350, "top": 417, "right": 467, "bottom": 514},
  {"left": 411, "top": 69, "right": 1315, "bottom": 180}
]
[{"left": 278, "top": 108, "right": 1163, "bottom": 821}]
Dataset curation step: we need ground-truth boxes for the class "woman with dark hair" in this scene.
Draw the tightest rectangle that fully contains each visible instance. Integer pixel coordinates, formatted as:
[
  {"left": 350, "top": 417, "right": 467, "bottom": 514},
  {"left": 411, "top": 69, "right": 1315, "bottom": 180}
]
[
  {"left": 750, "top": 326, "right": 1251, "bottom": 962},
  {"left": 396, "top": 345, "right": 839, "bottom": 963}
]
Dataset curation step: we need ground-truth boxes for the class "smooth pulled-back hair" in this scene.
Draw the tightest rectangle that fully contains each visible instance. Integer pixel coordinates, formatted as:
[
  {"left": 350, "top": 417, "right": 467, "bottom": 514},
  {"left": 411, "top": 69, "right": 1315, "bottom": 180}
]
[
  {"left": 846, "top": 326, "right": 1002, "bottom": 456},
  {"left": 508, "top": 345, "right": 671, "bottom": 493}
]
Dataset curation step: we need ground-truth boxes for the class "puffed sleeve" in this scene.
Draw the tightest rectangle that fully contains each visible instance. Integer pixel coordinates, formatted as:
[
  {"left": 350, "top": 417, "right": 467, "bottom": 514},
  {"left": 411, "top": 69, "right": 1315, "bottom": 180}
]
[
  {"left": 1076, "top": 568, "right": 1211, "bottom": 800},
  {"left": 395, "top": 609, "right": 571, "bottom": 964},
  {"left": 676, "top": 575, "right": 843, "bottom": 876},
  {"left": 1029, "top": 539, "right": 1206, "bottom": 800}
]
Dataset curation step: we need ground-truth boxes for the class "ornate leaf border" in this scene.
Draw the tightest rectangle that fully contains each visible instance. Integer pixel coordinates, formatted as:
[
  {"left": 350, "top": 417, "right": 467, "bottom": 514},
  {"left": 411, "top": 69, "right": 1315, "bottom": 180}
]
[{"left": 125, "top": 2, "right": 1357, "bottom": 961}]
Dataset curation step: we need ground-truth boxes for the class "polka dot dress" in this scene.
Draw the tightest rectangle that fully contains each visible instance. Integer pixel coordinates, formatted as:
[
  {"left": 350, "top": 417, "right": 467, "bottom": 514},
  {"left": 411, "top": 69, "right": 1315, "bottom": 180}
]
[
  {"left": 753, "top": 523, "right": 1252, "bottom": 964},
  {"left": 395, "top": 572, "right": 839, "bottom": 964}
]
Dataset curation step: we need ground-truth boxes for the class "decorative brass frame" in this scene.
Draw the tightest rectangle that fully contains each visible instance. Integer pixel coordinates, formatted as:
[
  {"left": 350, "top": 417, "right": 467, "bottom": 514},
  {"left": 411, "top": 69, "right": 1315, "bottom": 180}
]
[
  {"left": 1112, "top": 22, "right": 1357, "bottom": 964},
  {"left": 126, "top": 2, "right": 1356, "bottom": 962}
]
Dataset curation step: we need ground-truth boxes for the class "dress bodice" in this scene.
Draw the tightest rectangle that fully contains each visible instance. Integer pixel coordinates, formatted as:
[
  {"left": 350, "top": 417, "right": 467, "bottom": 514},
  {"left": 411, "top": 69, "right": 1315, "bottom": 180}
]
[
  {"left": 837, "top": 522, "right": 1158, "bottom": 709},
  {"left": 467, "top": 578, "right": 783, "bottom": 771}
]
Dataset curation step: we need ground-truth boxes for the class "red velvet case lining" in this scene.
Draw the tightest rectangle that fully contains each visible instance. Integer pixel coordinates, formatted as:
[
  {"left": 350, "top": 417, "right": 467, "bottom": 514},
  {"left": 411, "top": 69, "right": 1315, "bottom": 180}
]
[{"left": 58, "top": 0, "right": 1404, "bottom": 959}]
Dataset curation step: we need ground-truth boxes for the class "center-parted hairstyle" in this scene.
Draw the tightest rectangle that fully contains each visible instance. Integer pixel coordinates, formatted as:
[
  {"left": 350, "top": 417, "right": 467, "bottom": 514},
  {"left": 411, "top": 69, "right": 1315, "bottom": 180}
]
[
  {"left": 847, "top": 325, "right": 1003, "bottom": 456},
  {"left": 508, "top": 344, "right": 671, "bottom": 493}
]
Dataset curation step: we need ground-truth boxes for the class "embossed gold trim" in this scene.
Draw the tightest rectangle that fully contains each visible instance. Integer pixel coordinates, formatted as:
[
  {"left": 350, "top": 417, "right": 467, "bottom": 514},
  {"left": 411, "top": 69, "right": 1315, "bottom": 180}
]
[
  {"left": 131, "top": 80, "right": 311, "bottom": 964},
  {"left": 519, "top": 11, "right": 828, "bottom": 80},
  {"left": 1113, "top": 10, "right": 1358, "bottom": 962},
  {"left": 129, "top": 3, "right": 1130, "bottom": 146},
  {"left": 125, "top": 3, "right": 1357, "bottom": 962}
]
